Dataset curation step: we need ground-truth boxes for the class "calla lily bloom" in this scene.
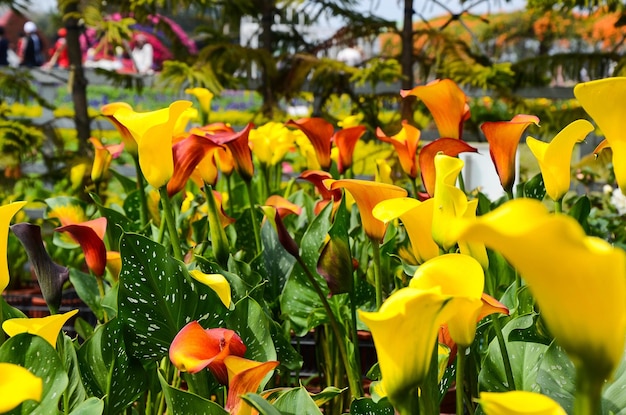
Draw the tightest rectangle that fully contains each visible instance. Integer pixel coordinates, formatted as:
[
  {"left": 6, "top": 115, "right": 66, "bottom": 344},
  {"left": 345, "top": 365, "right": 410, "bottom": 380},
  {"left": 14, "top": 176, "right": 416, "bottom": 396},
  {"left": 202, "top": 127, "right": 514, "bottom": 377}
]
[
  {"left": 0, "top": 363, "right": 43, "bottom": 412},
  {"left": 574, "top": 77, "right": 626, "bottom": 193},
  {"left": 338, "top": 113, "right": 364, "bottom": 128},
  {"left": 113, "top": 100, "right": 193, "bottom": 188},
  {"left": 11, "top": 223, "right": 69, "bottom": 314},
  {"left": 264, "top": 195, "right": 302, "bottom": 218},
  {"left": 2, "top": 309, "right": 79, "bottom": 348},
  {"left": 224, "top": 356, "right": 280, "bottom": 415},
  {"left": 169, "top": 321, "right": 246, "bottom": 384},
  {"left": 478, "top": 391, "right": 566, "bottom": 415},
  {"left": 375, "top": 159, "right": 394, "bottom": 185},
  {"left": 0, "top": 201, "right": 27, "bottom": 292},
  {"left": 299, "top": 170, "right": 342, "bottom": 215},
  {"left": 478, "top": 293, "right": 510, "bottom": 321},
  {"left": 106, "top": 251, "right": 122, "bottom": 281},
  {"left": 287, "top": 117, "right": 334, "bottom": 171},
  {"left": 101, "top": 102, "right": 136, "bottom": 154},
  {"left": 89, "top": 137, "right": 124, "bottom": 184},
  {"left": 249, "top": 122, "right": 296, "bottom": 167},
  {"left": 401, "top": 78, "right": 470, "bottom": 140},
  {"left": 481, "top": 114, "right": 540, "bottom": 194},
  {"left": 260, "top": 205, "right": 300, "bottom": 258},
  {"left": 334, "top": 125, "right": 367, "bottom": 174},
  {"left": 56, "top": 217, "right": 108, "bottom": 278},
  {"left": 409, "top": 254, "right": 484, "bottom": 346},
  {"left": 526, "top": 119, "right": 593, "bottom": 202},
  {"left": 359, "top": 287, "right": 452, "bottom": 410},
  {"left": 189, "top": 270, "right": 231, "bottom": 309},
  {"left": 326, "top": 179, "right": 408, "bottom": 243},
  {"left": 419, "top": 137, "right": 478, "bottom": 197},
  {"left": 454, "top": 198, "right": 626, "bottom": 381},
  {"left": 185, "top": 87, "right": 214, "bottom": 118},
  {"left": 376, "top": 121, "right": 421, "bottom": 179},
  {"left": 372, "top": 197, "right": 439, "bottom": 264},
  {"left": 206, "top": 124, "right": 255, "bottom": 182}
]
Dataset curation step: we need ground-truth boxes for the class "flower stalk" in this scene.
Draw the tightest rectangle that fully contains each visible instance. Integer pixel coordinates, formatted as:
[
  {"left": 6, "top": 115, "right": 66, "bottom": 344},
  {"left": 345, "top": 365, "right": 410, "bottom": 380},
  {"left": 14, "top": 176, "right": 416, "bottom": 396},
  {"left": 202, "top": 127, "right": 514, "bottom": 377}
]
[{"left": 158, "top": 186, "right": 183, "bottom": 261}]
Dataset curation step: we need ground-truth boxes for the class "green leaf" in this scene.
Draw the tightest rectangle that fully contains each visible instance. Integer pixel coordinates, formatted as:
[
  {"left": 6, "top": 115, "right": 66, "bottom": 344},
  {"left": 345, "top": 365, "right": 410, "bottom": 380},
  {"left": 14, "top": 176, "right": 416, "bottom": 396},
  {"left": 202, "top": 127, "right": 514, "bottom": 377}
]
[
  {"left": 479, "top": 314, "right": 549, "bottom": 392},
  {"left": 69, "top": 268, "right": 105, "bottom": 321},
  {"left": 109, "top": 168, "right": 138, "bottom": 194},
  {"left": 272, "top": 386, "right": 323, "bottom": 414},
  {"left": 602, "top": 348, "right": 626, "bottom": 415},
  {"left": 0, "top": 334, "right": 68, "bottom": 415},
  {"left": 89, "top": 192, "right": 138, "bottom": 251},
  {"left": 522, "top": 173, "right": 546, "bottom": 200},
  {"left": 310, "top": 386, "right": 344, "bottom": 406},
  {"left": 68, "top": 397, "right": 104, "bottom": 415},
  {"left": 568, "top": 195, "right": 591, "bottom": 232},
  {"left": 226, "top": 296, "right": 277, "bottom": 364},
  {"left": 241, "top": 394, "right": 283, "bottom": 415},
  {"left": 1, "top": 295, "right": 27, "bottom": 319},
  {"left": 122, "top": 190, "right": 143, "bottom": 223},
  {"left": 350, "top": 397, "right": 395, "bottom": 415},
  {"left": 535, "top": 342, "right": 575, "bottom": 413},
  {"left": 58, "top": 334, "right": 88, "bottom": 412},
  {"left": 117, "top": 233, "right": 226, "bottom": 361},
  {"left": 158, "top": 371, "right": 228, "bottom": 415}
]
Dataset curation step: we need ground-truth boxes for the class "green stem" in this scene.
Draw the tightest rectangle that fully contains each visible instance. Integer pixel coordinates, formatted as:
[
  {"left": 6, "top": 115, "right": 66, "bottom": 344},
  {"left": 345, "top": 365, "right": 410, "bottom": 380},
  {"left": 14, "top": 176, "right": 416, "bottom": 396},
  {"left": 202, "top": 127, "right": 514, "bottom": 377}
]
[
  {"left": 132, "top": 154, "right": 150, "bottom": 227},
  {"left": 395, "top": 391, "right": 419, "bottom": 415},
  {"left": 245, "top": 180, "right": 262, "bottom": 255},
  {"left": 158, "top": 187, "right": 183, "bottom": 261},
  {"left": 372, "top": 241, "right": 383, "bottom": 310},
  {"left": 0, "top": 297, "right": 5, "bottom": 346},
  {"left": 506, "top": 188, "right": 515, "bottom": 200},
  {"left": 411, "top": 176, "right": 420, "bottom": 199},
  {"left": 573, "top": 368, "right": 603, "bottom": 415},
  {"left": 554, "top": 198, "right": 563, "bottom": 214},
  {"left": 456, "top": 346, "right": 467, "bottom": 415},
  {"left": 295, "top": 255, "right": 364, "bottom": 399},
  {"left": 225, "top": 174, "right": 234, "bottom": 217},
  {"left": 349, "top": 271, "right": 362, "bottom": 381},
  {"left": 95, "top": 275, "right": 109, "bottom": 323},
  {"left": 492, "top": 314, "right": 515, "bottom": 390}
]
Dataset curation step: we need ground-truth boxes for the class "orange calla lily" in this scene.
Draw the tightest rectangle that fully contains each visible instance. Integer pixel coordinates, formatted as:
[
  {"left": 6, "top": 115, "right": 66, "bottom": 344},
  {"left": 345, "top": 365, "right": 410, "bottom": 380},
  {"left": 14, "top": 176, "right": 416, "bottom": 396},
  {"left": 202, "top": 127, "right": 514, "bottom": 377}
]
[
  {"left": 2, "top": 309, "right": 79, "bottom": 348},
  {"left": 326, "top": 179, "right": 408, "bottom": 243},
  {"left": 287, "top": 117, "right": 334, "bottom": 171},
  {"left": 264, "top": 195, "right": 302, "bottom": 218},
  {"left": 419, "top": 137, "right": 478, "bottom": 197},
  {"left": 101, "top": 102, "right": 136, "bottom": 154},
  {"left": 207, "top": 123, "right": 255, "bottom": 182},
  {"left": 224, "top": 356, "right": 280, "bottom": 415},
  {"left": 169, "top": 321, "right": 246, "bottom": 384},
  {"left": 299, "top": 170, "right": 342, "bottom": 215},
  {"left": 55, "top": 217, "right": 108, "bottom": 277},
  {"left": 376, "top": 121, "right": 421, "bottom": 179},
  {"left": 481, "top": 114, "right": 540, "bottom": 194},
  {"left": 401, "top": 78, "right": 470, "bottom": 140},
  {"left": 112, "top": 100, "right": 193, "bottom": 188},
  {"left": 0, "top": 201, "right": 27, "bottom": 292},
  {"left": 89, "top": 137, "right": 124, "bottom": 183},
  {"left": 0, "top": 363, "right": 42, "bottom": 412},
  {"left": 526, "top": 119, "right": 593, "bottom": 203},
  {"left": 334, "top": 125, "right": 367, "bottom": 174}
]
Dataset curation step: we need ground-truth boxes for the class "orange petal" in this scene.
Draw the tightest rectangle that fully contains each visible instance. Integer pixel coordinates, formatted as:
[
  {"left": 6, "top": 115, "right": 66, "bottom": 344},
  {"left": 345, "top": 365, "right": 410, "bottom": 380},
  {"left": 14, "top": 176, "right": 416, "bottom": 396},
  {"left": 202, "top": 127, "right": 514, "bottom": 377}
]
[
  {"left": 208, "top": 124, "right": 255, "bottom": 182},
  {"left": 55, "top": 218, "right": 107, "bottom": 277},
  {"left": 376, "top": 121, "right": 421, "bottom": 179},
  {"left": 167, "top": 133, "right": 222, "bottom": 197},
  {"left": 224, "top": 356, "right": 280, "bottom": 415},
  {"left": 418, "top": 137, "right": 478, "bottom": 197},
  {"left": 287, "top": 117, "right": 335, "bottom": 171},
  {"left": 333, "top": 125, "right": 367, "bottom": 174}
]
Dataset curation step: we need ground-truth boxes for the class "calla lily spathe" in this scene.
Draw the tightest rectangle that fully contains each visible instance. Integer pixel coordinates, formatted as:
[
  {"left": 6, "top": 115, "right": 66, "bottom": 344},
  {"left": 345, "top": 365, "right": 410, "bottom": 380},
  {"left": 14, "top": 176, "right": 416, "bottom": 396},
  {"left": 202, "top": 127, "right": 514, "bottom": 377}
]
[
  {"left": 478, "top": 391, "right": 566, "bottom": 415},
  {"left": 401, "top": 78, "right": 470, "bottom": 140},
  {"left": 0, "top": 363, "right": 42, "bottom": 412},
  {"left": 89, "top": 137, "right": 124, "bottom": 184},
  {"left": 224, "top": 356, "right": 280, "bottom": 415},
  {"left": 101, "top": 102, "right": 137, "bottom": 154},
  {"left": 526, "top": 119, "right": 593, "bottom": 202},
  {"left": 334, "top": 125, "right": 367, "bottom": 174},
  {"left": 189, "top": 270, "right": 231, "bottom": 309},
  {"left": 376, "top": 121, "right": 421, "bottom": 179},
  {"left": 185, "top": 87, "right": 214, "bottom": 116},
  {"left": 2, "top": 309, "right": 79, "bottom": 348},
  {"left": 0, "top": 201, "right": 27, "bottom": 292},
  {"left": 574, "top": 77, "right": 626, "bottom": 193},
  {"left": 56, "top": 217, "right": 108, "bottom": 277},
  {"left": 249, "top": 122, "right": 296, "bottom": 167},
  {"left": 481, "top": 114, "right": 540, "bottom": 194},
  {"left": 287, "top": 117, "right": 334, "bottom": 171},
  {"left": 454, "top": 198, "right": 626, "bottom": 381},
  {"left": 326, "top": 179, "right": 408, "bottom": 243},
  {"left": 372, "top": 197, "right": 439, "bottom": 264},
  {"left": 113, "top": 100, "right": 193, "bottom": 188},
  {"left": 167, "top": 132, "right": 222, "bottom": 196},
  {"left": 409, "top": 253, "right": 484, "bottom": 346},
  {"left": 208, "top": 124, "right": 255, "bottom": 182},
  {"left": 419, "top": 137, "right": 477, "bottom": 197}
]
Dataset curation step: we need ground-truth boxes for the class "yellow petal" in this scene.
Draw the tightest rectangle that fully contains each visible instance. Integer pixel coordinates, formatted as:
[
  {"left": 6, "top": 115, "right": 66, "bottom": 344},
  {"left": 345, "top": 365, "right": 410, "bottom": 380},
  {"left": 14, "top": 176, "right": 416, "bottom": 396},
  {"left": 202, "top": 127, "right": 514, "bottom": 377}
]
[
  {"left": 2, "top": 309, "right": 79, "bottom": 348},
  {"left": 0, "top": 201, "right": 27, "bottom": 292},
  {"left": 189, "top": 270, "right": 231, "bottom": 309},
  {"left": 0, "top": 363, "right": 43, "bottom": 412},
  {"left": 478, "top": 391, "right": 567, "bottom": 415},
  {"left": 432, "top": 154, "right": 467, "bottom": 251}
]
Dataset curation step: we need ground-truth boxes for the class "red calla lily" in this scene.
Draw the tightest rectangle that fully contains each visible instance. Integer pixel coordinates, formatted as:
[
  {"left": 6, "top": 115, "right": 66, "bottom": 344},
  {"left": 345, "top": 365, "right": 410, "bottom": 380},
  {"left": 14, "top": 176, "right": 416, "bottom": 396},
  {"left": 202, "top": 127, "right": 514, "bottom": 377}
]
[
  {"left": 56, "top": 217, "right": 108, "bottom": 277},
  {"left": 287, "top": 117, "right": 334, "bottom": 171},
  {"left": 167, "top": 133, "right": 223, "bottom": 197},
  {"left": 334, "top": 125, "right": 367, "bottom": 174}
]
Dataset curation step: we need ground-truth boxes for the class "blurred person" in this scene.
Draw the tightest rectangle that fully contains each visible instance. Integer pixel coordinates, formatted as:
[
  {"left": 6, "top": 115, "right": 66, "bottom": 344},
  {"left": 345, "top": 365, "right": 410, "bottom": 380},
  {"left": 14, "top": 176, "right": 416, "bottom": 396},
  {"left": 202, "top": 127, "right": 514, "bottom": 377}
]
[
  {"left": 131, "top": 33, "right": 153, "bottom": 74},
  {"left": 19, "top": 21, "right": 45, "bottom": 67},
  {"left": 0, "top": 26, "right": 8, "bottom": 66},
  {"left": 43, "top": 28, "right": 69, "bottom": 69}
]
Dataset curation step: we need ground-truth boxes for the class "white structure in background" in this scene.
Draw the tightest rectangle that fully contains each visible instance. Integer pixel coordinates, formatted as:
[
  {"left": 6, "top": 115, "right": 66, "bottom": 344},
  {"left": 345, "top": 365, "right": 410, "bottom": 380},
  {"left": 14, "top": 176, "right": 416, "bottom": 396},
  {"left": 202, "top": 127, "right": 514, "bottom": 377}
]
[{"left": 459, "top": 142, "right": 515, "bottom": 201}]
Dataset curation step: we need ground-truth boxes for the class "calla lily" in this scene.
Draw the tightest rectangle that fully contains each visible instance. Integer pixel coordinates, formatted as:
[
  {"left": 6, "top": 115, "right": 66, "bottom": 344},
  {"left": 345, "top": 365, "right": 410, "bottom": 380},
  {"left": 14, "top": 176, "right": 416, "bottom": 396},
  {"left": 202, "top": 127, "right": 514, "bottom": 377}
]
[
  {"left": 249, "top": 122, "right": 296, "bottom": 167},
  {"left": 56, "top": 217, "right": 108, "bottom": 278},
  {"left": 372, "top": 197, "right": 439, "bottom": 264},
  {"left": 260, "top": 205, "right": 300, "bottom": 258},
  {"left": 0, "top": 363, "right": 42, "bottom": 412},
  {"left": 169, "top": 321, "right": 246, "bottom": 384},
  {"left": 2, "top": 309, "right": 79, "bottom": 348},
  {"left": 224, "top": 356, "right": 280, "bottom": 415},
  {"left": 455, "top": 198, "right": 626, "bottom": 381},
  {"left": 189, "top": 270, "right": 231, "bottom": 309},
  {"left": 326, "top": 179, "right": 408, "bottom": 243},
  {"left": 409, "top": 254, "right": 484, "bottom": 346},
  {"left": 207, "top": 124, "right": 255, "bottom": 182},
  {"left": 375, "top": 158, "right": 394, "bottom": 185},
  {"left": 419, "top": 137, "right": 478, "bottom": 197},
  {"left": 113, "top": 100, "right": 193, "bottom": 188},
  {"left": 358, "top": 287, "right": 452, "bottom": 410},
  {"left": 401, "top": 78, "right": 470, "bottom": 140},
  {"left": 89, "top": 137, "right": 124, "bottom": 184},
  {"left": 185, "top": 87, "right": 214, "bottom": 119},
  {"left": 478, "top": 293, "right": 510, "bottom": 321},
  {"left": 478, "top": 391, "right": 567, "bottom": 415},
  {"left": 101, "top": 102, "right": 136, "bottom": 154},
  {"left": 526, "top": 119, "right": 593, "bottom": 202},
  {"left": 299, "top": 170, "right": 342, "bottom": 215},
  {"left": 46, "top": 197, "right": 87, "bottom": 227},
  {"left": 334, "top": 125, "right": 367, "bottom": 174},
  {"left": 481, "top": 114, "right": 540, "bottom": 194},
  {"left": 11, "top": 223, "right": 69, "bottom": 314},
  {"left": 574, "top": 77, "right": 626, "bottom": 193},
  {"left": 106, "top": 251, "right": 122, "bottom": 281},
  {"left": 376, "top": 121, "right": 421, "bottom": 179},
  {"left": 264, "top": 195, "right": 302, "bottom": 218},
  {"left": 287, "top": 117, "right": 334, "bottom": 171},
  {"left": 338, "top": 113, "right": 364, "bottom": 128},
  {"left": 317, "top": 232, "right": 354, "bottom": 295},
  {"left": 0, "top": 201, "right": 27, "bottom": 292}
]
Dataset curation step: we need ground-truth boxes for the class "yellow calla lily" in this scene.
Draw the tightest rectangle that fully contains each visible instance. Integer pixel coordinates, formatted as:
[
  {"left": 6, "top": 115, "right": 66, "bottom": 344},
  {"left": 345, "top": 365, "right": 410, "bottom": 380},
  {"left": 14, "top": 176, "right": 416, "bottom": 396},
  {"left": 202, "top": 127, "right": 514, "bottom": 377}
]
[
  {"left": 455, "top": 198, "right": 626, "bottom": 381},
  {"left": 113, "top": 100, "right": 193, "bottom": 188},
  {"left": 431, "top": 154, "right": 467, "bottom": 252},
  {"left": 0, "top": 363, "right": 43, "bottom": 412},
  {"left": 358, "top": 287, "right": 452, "bottom": 411},
  {"left": 249, "top": 122, "right": 296, "bottom": 167},
  {"left": 409, "top": 253, "right": 484, "bottom": 346},
  {"left": 185, "top": 87, "right": 214, "bottom": 115},
  {"left": 574, "top": 77, "right": 626, "bottom": 193},
  {"left": 478, "top": 391, "right": 567, "bottom": 415},
  {"left": 526, "top": 119, "right": 593, "bottom": 202},
  {"left": 372, "top": 197, "right": 439, "bottom": 264},
  {"left": 101, "top": 102, "right": 137, "bottom": 155},
  {"left": 189, "top": 270, "right": 231, "bottom": 309},
  {"left": 0, "top": 201, "right": 27, "bottom": 292},
  {"left": 2, "top": 309, "right": 79, "bottom": 348},
  {"left": 375, "top": 159, "right": 394, "bottom": 185}
]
